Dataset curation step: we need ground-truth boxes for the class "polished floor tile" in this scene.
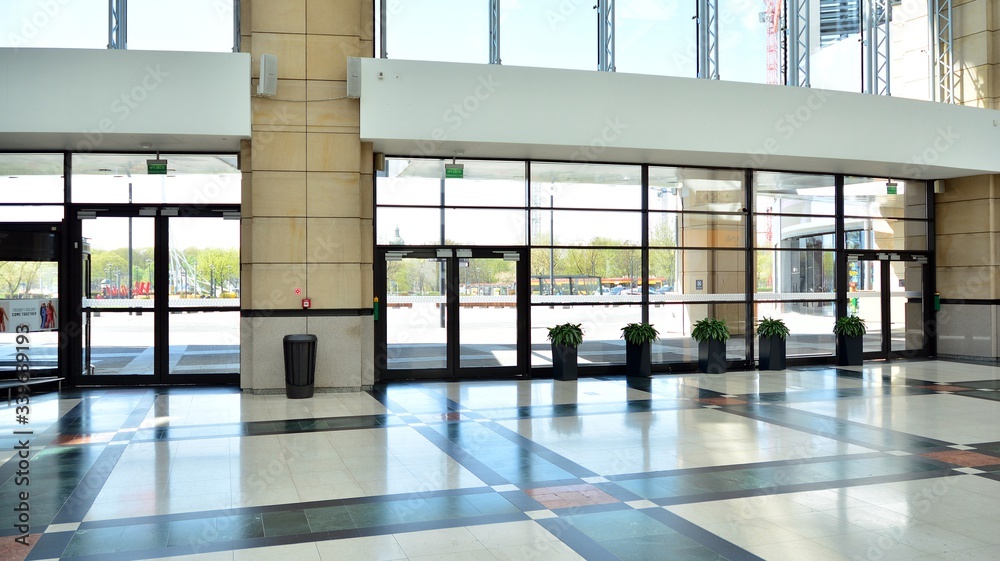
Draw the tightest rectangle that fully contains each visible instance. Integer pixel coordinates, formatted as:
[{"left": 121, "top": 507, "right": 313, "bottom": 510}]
[{"left": 4, "top": 360, "right": 1000, "bottom": 560}]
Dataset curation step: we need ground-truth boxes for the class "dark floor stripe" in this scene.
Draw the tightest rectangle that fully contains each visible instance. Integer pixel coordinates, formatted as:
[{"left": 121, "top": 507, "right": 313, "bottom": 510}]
[
  {"left": 482, "top": 421, "right": 599, "bottom": 478},
  {"left": 24, "top": 530, "right": 74, "bottom": 561},
  {"left": 49, "top": 443, "right": 131, "bottom": 524},
  {"left": 723, "top": 403, "right": 953, "bottom": 452},
  {"left": 535, "top": 517, "right": 623, "bottom": 561},
  {"left": 410, "top": 425, "right": 510, "bottom": 486},
  {"left": 641, "top": 507, "right": 767, "bottom": 561}
]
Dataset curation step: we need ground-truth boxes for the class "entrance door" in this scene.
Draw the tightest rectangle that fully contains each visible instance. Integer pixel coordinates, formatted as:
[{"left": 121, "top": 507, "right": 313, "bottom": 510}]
[
  {"left": 847, "top": 254, "right": 929, "bottom": 359},
  {"left": 377, "top": 247, "right": 527, "bottom": 379},
  {"left": 77, "top": 209, "right": 240, "bottom": 384}
]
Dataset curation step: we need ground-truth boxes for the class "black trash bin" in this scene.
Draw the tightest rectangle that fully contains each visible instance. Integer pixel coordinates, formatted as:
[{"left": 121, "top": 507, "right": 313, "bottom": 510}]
[{"left": 283, "top": 334, "right": 317, "bottom": 399}]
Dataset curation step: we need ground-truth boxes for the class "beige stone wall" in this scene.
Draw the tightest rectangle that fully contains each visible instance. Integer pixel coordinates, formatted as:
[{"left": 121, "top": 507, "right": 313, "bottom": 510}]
[
  {"left": 935, "top": 174, "right": 1000, "bottom": 357},
  {"left": 952, "top": 0, "right": 999, "bottom": 108},
  {"left": 240, "top": 0, "right": 375, "bottom": 391}
]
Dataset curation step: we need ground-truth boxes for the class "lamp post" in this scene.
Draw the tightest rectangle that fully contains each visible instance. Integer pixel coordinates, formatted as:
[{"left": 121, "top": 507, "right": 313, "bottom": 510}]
[{"left": 210, "top": 264, "right": 215, "bottom": 298}]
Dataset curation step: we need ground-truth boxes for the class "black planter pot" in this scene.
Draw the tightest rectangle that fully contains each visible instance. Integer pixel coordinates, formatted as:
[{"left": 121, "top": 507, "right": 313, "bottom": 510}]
[
  {"left": 758, "top": 335, "right": 786, "bottom": 370},
  {"left": 625, "top": 341, "right": 651, "bottom": 378},
  {"left": 552, "top": 344, "right": 578, "bottom": 381},
  {"left": 837, "top": 335, "right": 864, "bottom": 366},
  {"left": 698, "top": 339, "right": 727, "bottom": 373}
]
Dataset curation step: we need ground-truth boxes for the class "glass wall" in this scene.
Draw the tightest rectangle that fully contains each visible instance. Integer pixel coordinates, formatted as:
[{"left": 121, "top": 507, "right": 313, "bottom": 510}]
[
  {"left": 0, "top": 0, "right": 107, "bottom": 49},
  {"left": 373, "top": 0, "right": 925, "bottom": 96},
  {"left": 500, "top": 0, "right": 595, "bottom": 70},
  {"left": 529, "top": 162, "right": 643, "bottom": 366},
  {"left": 385, "top": 0, "right": 487, "bottom": 63},
  {"left": 754, "top": 172, "right": 837, "bottom": 358},
  {"left": 377, "top": 158, "right": 934, "bottom": 372},
  {"left": 615, "top": 0, "right": 697, "bottom": 77},
  {"left": 128, "top": 0, "right": 235, "bottom": 52}
]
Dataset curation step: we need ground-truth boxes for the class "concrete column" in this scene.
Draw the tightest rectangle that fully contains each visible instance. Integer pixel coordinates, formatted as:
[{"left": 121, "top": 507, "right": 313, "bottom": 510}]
[{"left": 240, "top": 0, "right": 374, "bottom": 392}]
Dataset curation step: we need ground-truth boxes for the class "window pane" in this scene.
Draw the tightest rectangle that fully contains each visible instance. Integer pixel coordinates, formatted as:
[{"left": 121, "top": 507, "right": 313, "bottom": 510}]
[
  {"left": 755, "top": 250, "right": 836, "bottom": 296},
  {"left": 0, "top": 262, "right": 59, "bottom": 373},
  {"left": 377, "top": 208, "right": 441, "bottom": 245},
  {"left": 754, "top": 172, "right": 836, "bottom": 215},
  {"left": 386, "top": 0, "right": 487, "bottom": 63},
  {"left": 651, "top": 212, "right": 745, "bottom": 248},
  {"left": 531, "top": 162, "right": 642, "bottom": 210},
  {"left": 530, "top": 210, "right": 641, "bottom": 246},
  {"left": 753, "top": 301, "right": 836, "bottom": 358},
  {"left": 128, "top": 0, "right": 234, "bottom": 52},
  {"left": 811, "top": 4, "right": 863, "bottom": 93},
  {"left": 501, "top": 0, "right": 595, "bottom": 70},
  {"left": 445, "top": 209, "right": 526, "bottom": 245},
  {"left": 719, "top": 0, "right": 768, "bottom": 84},
  {"left": 0, "top": 206, "right": 63, "bottom": 222},
  {"left": 649, "top": 302, "right": 746, "bottom": 362},
  {"left": 530, "top": 248, "right": 642, "bottom": 303},
  {"left": 844, "top": 218, "right": 927, "bottom": 251},
  {"left": 649, "top": 167, "right": 744, "bottom": 213},
  {"left": 844, "top": 177, "right": 927, "bottom": 219},
  {"left": 616, "top": 0, "right": 697, "bottom": 77},
  {"left": 72, "top": 154, "right": 240, "bottom": 204},
  {"left": 649, "top": 249, "right": 746, "bottom": 298},
  {"left": 168, "top": 217, "right": 240, "bottom": 306},
  {"left": 0, "top": 0, "right": 106, "bottom": 49},
  {"left": 378, "top": 159, "right": 442, "bottom": 206},
  {"left": 0, "top": 154, "right": 64, "bottom": 203},
  {"left": 169, "top": 311, "right": 239, "bottom": 374},
  {"left": 445, "top": 160, "right": 526, "bottom": 207},
  {"left": 756, "top": 214, "right": 837, "bottom": 249},
  {"left": 531, "top": 304, "right": 640, "bottom": 366}
]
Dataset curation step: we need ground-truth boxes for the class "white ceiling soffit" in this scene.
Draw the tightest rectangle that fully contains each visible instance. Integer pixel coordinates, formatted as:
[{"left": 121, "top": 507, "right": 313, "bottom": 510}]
[{"left": 353, "top": 58, "right": 1000, "bottom": 180}]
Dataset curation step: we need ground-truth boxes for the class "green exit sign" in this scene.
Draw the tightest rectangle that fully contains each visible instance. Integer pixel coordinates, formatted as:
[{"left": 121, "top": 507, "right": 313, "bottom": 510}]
[
  {"left": 887, "top": 184, "right": 897, "bottom": 195},
  {"left": 445, "top": 164, "right": 464, "bottom": 179},
  {"left": 147, "top": 159, "right": 167, "bottom": 175}
]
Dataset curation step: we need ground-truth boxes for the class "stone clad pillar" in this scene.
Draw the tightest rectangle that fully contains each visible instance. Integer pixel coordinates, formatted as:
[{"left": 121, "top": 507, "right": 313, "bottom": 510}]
[{"left": 240, "top": 0, "right": 375, "bottom": 392}]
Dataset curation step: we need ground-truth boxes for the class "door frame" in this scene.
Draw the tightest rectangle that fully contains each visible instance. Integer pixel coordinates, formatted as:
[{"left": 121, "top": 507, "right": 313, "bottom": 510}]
[
  {"left": 844, "top": 251, "right": 932, "bottom": 361},
  {"left": 375, "top": 246, "right": 529, "bottom": 381},
  {"left": 68, "top": 204, "right": 240, "bottom": 386}
]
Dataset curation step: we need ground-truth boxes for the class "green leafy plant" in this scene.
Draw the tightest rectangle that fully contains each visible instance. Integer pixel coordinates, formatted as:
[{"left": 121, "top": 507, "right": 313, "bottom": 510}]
[
  {"left": 547, "top": 323, "right": 584, "bottom": 348},
  {"left": 621, "top": 322, "right": 660, "bottom": 345},
  {"left": 756, "top": 317, "right": 790, "bottom": 340},
  {"left": 833, "top": 315, "right": 867, "bottom": 337},
  {"left": 691, "top": 318, "right": 730, "bottom": 343}
]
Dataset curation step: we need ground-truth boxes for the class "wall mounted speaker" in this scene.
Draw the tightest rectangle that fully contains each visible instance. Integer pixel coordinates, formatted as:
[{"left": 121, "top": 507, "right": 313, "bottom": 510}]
[
  {"left": 933, "top": 180, "right": 945, "bottom": 194},
  {"left": 257, "top": 54, "right": 278, "bottom": 96},
  {"left": 374, "top": 153, "right": 386, "bottom": 171}
]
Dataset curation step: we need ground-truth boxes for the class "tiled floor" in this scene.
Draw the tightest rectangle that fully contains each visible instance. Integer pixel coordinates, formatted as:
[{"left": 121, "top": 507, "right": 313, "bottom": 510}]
[{"left": 3, "top": 360, "right": 1000, "bottom": 560}]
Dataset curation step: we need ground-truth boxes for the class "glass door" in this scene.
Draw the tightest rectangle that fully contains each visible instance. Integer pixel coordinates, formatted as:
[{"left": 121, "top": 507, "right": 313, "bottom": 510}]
[
  {"left": 81, "top": 215, "right": 156, "bottom": 378},
  {"left": 378, "top": 247, "right": 526, "bottom": 379},
  {"left": 846, "top": 254, "right": 930, "bottom": 359}
]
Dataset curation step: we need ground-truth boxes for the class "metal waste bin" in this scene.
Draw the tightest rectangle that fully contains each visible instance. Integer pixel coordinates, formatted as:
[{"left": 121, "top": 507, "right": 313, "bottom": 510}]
[{"left": 283, "top": 334, "right": 317, "bottom": 399}]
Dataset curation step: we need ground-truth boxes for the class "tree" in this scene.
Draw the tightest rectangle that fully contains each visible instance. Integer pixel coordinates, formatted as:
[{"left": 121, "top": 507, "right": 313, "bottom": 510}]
[{"left": 0, "top": 261, "right": 43, "bottom": 297}]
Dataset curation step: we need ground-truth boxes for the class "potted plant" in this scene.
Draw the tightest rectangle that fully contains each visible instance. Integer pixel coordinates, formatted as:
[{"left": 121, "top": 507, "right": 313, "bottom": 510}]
[
  {"left": 834, "top": 315, "right": 866, "bottom": 366},
  {"left": 547, "top": 323, "right": 584, "bottom": 381},
  {"left": 692, "top": 318, "right": 729, "bottom": 373},
  {"left": 621, "top": 322, "right": 659, "bottom": 378},
  {"left": 757, "top": 317, "right": 790, "bottom": 370}
]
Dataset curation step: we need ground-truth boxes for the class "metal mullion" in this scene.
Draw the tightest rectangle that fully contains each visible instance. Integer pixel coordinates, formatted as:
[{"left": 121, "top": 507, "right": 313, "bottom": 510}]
[
  {"left": 835, "top": 175, "right": 847, "bottom": 324},
  {"left": 489, "top": 0, "right": 500, "bottom": 64},
  {"left": 641, "top": 164, "right": 649, "bottom": 324},
  {"left": 744, "top": 169, "right": 754, "bottom": 369},
  {"left": 154, "top": 213, "right": 169, "bottom": 382}
]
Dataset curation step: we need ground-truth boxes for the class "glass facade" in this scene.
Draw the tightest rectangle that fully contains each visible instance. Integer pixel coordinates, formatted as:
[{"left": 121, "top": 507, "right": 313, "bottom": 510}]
[
  {"left": 371, "top": 0, "right": 933, "bottom": 95},
  {"left": 377, "top": 158, "right": 934, "bottom": 373}
]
